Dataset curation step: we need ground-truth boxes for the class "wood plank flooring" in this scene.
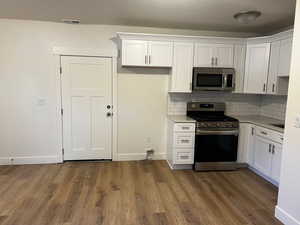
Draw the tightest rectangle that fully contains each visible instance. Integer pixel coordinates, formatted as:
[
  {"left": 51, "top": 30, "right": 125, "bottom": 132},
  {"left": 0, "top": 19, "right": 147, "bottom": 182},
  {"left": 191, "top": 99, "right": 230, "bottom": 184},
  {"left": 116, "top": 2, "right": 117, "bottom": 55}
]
[{"left": 0, "top": 160, "right": 283, "bottom": 225}]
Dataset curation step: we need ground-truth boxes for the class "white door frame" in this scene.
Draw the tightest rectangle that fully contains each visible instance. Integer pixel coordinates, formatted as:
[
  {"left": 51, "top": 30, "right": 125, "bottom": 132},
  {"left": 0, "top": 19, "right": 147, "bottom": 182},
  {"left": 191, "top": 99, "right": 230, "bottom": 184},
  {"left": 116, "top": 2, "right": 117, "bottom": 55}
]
[{"left": 53, "top": 47, "right": 118, "bottom": 162}]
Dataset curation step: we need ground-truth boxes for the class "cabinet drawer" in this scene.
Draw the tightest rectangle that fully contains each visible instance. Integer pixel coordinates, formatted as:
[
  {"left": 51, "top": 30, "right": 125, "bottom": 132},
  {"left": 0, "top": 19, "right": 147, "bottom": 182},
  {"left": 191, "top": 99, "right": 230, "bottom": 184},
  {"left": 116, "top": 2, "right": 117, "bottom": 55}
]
[
  {"left": 174, "top": 150, "right": 194, "bottom": 164},
  {"left": 174, "top": 133, "right": 195, "bottom": 148},
  {"left": 174, "top": 123, "right": 195, "bottom": 132},
  {"left": 255, "top": 126, "right": 283, "bottom": 144}
]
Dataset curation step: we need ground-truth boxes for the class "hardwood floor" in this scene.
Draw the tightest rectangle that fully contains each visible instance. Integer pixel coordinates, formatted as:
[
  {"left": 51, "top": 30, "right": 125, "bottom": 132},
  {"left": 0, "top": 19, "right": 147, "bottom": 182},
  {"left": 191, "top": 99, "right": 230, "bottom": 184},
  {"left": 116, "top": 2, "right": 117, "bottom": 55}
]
[{"left": 0, "top": 160, "right": 282, "bottom": 225}]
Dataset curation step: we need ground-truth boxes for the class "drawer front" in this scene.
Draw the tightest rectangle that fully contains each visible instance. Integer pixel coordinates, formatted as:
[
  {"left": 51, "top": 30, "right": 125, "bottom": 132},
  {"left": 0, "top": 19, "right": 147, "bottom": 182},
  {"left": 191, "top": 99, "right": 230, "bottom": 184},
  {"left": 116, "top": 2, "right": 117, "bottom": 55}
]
[
  {"left": 174, "top": 123, "right": 195, "bottom": 132},
  {"left": 255, "top": 126, "right": 283, "bottom": 144},
  {"left": 174, "top": 133, "right": 195, "bottom": 148},
  {"left": 174, "top": 150, "right": 194, "bottom": 164}
]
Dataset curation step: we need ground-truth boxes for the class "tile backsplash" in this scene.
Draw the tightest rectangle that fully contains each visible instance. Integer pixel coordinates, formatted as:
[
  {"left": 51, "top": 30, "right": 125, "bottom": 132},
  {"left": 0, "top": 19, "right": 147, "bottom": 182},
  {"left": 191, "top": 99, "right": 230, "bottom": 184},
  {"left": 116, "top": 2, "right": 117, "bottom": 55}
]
[
  {"left": 168, "top": 92, "right": 287, "bottom": 121},
  {"left": 260, "top": 95, "right": 287, "bottom": 121}
]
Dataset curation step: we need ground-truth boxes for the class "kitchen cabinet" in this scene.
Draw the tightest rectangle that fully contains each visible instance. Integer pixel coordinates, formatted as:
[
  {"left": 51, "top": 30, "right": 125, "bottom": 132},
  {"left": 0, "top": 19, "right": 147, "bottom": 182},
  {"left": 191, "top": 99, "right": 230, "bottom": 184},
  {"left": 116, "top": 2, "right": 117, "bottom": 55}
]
[
  {"left": 253, "top": 135, "right": 273, "bottom": 176},
  {"left": 121, "top": 40, "right": 173, "bottom": 67},
  {"left": 167, "top": 120, "right": 195, "bottom": 169},
  {"left": 148, "top": 41, "right": 173, "bottom": 67},
  {"left": 169, "top": 42, "right": 194, "bottom": 93},
  {"left": 238, "top": 123, "right": 283, "bottom": 184},
  {"left": 252, "top": 125, "right": 283, "bottom": 184},
  {"left": 233, "top": 45, "right": 246, "bottom": 93},
  {"left": 194, "top": 43, "right": 234, "bottom": 68},
  {"left": 270, "top": 142, "right": 282, "bottom": 182},
  {"left": 267, "top": 41, "right": 281, "bottom": 94},
  {"left": 244, "top": 43, "right": 271, "bottom": 94},
  {"left": 237, "top": 123, "right": 254, "bottom": 164},
  {"left": 122, "top": 40, "right": 148, "bottom": 66},
  {"left": 278, "top": 37, "right": 293, "bottom": 77}
]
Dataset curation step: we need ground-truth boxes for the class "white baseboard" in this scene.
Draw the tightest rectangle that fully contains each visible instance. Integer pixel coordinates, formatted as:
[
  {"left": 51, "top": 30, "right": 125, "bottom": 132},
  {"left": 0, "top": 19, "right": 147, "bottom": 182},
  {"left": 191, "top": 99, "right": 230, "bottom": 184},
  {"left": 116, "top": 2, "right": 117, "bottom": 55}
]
[
  {"left": 248, "top": 166, "right": 279, "bottom": 187},
  {"left": 10, "top": 155, "right": 60, "bottom": 165},
  {"left": 117, "top": 153, "right": 166, "bottom": 161},
  {"left": 0, "top": 157, "right": 10, "bottom": 165},
  {"left": 276, "top": 206, "right": 300, "bottom": 225}
]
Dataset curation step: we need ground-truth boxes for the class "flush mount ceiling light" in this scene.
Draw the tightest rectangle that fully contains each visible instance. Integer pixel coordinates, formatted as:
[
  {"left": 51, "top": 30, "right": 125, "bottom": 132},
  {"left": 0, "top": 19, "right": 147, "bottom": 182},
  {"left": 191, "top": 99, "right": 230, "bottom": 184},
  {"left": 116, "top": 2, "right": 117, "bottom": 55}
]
[
  {"left": 61, "top": 19, "right": 81, "bottom": 24},
  {"left": 234, "top": 11, "right": 262, "bottom": 24}
]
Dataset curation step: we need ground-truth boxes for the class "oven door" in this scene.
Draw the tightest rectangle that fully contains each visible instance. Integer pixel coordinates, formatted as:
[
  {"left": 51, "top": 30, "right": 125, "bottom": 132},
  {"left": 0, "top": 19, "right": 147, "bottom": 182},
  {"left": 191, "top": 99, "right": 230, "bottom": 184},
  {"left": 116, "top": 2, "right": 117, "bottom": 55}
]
[{"left": 194, "top": 129, "right": 238, "bottom": 163}]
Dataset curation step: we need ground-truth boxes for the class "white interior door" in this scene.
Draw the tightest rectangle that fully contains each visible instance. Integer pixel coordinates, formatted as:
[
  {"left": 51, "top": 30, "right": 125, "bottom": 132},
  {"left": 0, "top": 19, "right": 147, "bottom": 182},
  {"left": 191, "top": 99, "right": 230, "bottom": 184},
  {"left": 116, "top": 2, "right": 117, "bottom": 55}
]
[{"left": 61, "top": 56, "right": 113, "bottom": 160}]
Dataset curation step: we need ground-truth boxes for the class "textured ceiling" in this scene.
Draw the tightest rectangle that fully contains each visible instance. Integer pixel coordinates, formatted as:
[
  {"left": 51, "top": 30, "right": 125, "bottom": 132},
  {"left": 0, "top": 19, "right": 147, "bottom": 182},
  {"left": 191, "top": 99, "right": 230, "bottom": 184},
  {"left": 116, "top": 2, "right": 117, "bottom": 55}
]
[{"left": 0, "top": 0, "right": 296, "bottom": 34}]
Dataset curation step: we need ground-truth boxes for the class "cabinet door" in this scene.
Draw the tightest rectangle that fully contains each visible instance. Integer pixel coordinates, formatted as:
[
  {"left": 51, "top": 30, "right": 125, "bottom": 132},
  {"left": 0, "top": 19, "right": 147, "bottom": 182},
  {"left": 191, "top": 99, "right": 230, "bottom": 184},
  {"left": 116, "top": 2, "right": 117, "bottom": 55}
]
[
  {"left": 215, "top": 44, "right": 234, "bottom": 68},
  {"left": 244, "top": 43, "right": 271, "bottom": 94},
  {"left": 148, "top": 41, "right": 173, "bottom": 67},
  {"left": 271, "top": 143, "right": 283, "bottom": 183},
  {"left": 253, "top": 135, "right": 272, "bottom": 176},
  {"left": 169, "top": 42, "right": 194, "bottom": 93},
  {"left": 237, "top": 123, "right": 254, "bottom": 164},
  {"left": 194, "top": 43, "right": 214, "bottom": 67},
  {"left": 267, "top": 41, "right": 281, "bottom": 94},
  {"left": 278, "top": 38, "right": 293, "bottom": 77},
  {"left": 122, "top": 40, "right": 148, "bottom": 66},
  {"left": 233, "top": 45, "right": 246, "bottom": 93}
]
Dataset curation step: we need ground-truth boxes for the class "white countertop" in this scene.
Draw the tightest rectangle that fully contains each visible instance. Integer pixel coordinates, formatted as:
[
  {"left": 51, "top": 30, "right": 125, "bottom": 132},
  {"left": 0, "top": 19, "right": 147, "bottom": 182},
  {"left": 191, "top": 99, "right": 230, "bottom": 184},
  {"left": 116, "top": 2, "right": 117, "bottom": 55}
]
[
  {"left": 229, "top": 115, "right": 285, "bottom": 133},
  {"left": 167, "top": 115, "right": 196, "bottom": 123}
]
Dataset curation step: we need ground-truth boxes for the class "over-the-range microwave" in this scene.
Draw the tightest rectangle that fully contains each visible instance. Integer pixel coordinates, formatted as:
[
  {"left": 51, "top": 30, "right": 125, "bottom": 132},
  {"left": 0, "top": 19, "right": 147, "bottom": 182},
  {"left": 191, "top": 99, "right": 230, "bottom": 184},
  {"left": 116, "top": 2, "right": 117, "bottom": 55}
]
[{"left": 192, "top": 67, "right": 235, "bottom": 91}]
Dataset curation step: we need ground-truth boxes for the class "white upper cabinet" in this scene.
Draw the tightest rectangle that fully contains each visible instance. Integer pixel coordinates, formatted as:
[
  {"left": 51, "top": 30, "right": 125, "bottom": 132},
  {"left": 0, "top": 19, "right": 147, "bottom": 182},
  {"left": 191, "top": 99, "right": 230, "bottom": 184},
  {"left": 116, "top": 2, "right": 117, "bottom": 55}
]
[
  {"left": 278, "top": 38, "right": 293, "bottom": 77},
  {"left": 169, "top": 42, "right": 194, "bottom": 93},
  {"left": 122, "top": 40, "right": 148, "bottom": 66},
  {"left": 148, "top": 41, "right": 173, "bottom": 67},
  {"left": 244, "top": 43, "right": 271, "bottom": 94},
  {"left": 233, "top": 45, "right": 246, "bottom": 93},
  {"left": 194, "top": 44, "right": 215, "bottom": 67},
  {"left": 121, "top": 40, "right": 173, "bottom": 67},
  {"left": 194, "top": 43, "right": 234, "bottom": 67},
  {"left": 267, "top": 41, "right": 281, "bottom": 94},
  {"left": 215, "top": 44, "right": 234, "bottom": 68}
]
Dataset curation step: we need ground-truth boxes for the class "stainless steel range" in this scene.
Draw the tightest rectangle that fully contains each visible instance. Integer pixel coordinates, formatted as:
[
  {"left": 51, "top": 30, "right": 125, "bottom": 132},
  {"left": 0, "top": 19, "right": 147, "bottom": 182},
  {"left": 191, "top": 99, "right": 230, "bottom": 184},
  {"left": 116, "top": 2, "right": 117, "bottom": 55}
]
[{"left": 187, "top": 102, "right": 239, "bottom": 171}]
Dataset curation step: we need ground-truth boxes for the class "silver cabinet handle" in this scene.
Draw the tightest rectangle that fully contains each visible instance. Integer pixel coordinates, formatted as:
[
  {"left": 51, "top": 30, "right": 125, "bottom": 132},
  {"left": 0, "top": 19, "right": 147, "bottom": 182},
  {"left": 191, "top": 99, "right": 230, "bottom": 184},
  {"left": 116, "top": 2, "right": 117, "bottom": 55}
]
[
  {"left": 211, "top": 57, "right": 214, "bottom": 66},
  {"left": 269, "top": 144, "right": 272, "bottom": 153},
  {"left": 272, "top": 145, "right": 275, "bottom": 154},
  {"left": 263, "top": 84, "right": 266, "bottom": 92},
  {"left": 261, "top": 131, "right": 268, "bottom": 135},
  {"left": 181, "top": 140, "right": 190, "bottom": 143},
  {"left": 251, "top": 127, "right": 254, "bottom": 135},
  {"left": 272, "top": 84, "right": 275, "bottom": 93},
  {"left": 145, "top": 55, "right": 147, "bottom": 64},
  {"left": 215, "top": 57, "right": 218, "bottom": 66},
  {"left": 149, "top": 55, "right": 151, "bottom": 64},
  {"left": 182, "top": 127, "right": 190, "bottom": 130}
]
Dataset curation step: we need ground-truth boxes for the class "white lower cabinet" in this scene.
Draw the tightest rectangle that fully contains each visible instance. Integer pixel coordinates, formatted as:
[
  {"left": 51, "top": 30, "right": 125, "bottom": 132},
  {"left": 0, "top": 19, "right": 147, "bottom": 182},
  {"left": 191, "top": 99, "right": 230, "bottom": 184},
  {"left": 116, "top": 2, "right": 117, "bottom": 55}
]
[
  {"left": 167, "top": 120, "right": 195, "bottom": 169},
  {"left": 239, "top": 123, "right": 283, "bottom": 185}
]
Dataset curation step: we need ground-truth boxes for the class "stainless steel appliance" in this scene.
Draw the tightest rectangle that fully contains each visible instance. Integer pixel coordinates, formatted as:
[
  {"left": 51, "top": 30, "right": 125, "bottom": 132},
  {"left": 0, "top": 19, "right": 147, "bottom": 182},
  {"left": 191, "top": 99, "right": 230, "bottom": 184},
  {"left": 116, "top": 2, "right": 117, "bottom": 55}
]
[
  {"left": 192, "top": 67, "right": 235, "bottom": 91},
  {"left": 187, "top": 102, "right": 239, "bottom": 171}
]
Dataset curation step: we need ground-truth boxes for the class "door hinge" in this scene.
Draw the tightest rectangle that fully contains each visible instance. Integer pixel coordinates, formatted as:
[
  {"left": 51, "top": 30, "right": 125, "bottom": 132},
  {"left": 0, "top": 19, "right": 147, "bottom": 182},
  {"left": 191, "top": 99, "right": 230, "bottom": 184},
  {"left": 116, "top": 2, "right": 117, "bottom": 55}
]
[
  {"left": 60, "top": 67, "right": 62, "bottom": 74},
  {"left": 61, "top": 108, "right": 64, "bottom": 115}
]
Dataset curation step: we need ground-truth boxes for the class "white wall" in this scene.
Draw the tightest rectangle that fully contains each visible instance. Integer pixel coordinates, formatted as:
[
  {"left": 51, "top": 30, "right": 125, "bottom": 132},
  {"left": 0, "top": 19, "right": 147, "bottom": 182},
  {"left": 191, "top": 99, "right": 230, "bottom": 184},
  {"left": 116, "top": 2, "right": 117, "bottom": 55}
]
[
  {"left": 276, "top": 1, "right": 300, "bottom": 225},
  {"left": 0, "top": 19, "right": 254, "bottom": 163}
]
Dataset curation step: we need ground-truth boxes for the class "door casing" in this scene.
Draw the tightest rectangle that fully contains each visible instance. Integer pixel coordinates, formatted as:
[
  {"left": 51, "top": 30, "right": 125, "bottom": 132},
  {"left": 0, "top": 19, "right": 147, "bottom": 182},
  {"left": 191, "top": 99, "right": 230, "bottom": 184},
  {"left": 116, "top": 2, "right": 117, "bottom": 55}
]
[{"left": 53, "top": 47, "right": 118, "bottom": 162}]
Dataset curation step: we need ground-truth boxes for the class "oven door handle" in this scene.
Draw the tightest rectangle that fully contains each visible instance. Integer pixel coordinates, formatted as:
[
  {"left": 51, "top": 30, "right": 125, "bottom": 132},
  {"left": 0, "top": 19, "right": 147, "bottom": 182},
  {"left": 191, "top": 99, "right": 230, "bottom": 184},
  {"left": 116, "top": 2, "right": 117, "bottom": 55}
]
[{"left": 196, "top": 129, "right": 239, "bottom": 136}]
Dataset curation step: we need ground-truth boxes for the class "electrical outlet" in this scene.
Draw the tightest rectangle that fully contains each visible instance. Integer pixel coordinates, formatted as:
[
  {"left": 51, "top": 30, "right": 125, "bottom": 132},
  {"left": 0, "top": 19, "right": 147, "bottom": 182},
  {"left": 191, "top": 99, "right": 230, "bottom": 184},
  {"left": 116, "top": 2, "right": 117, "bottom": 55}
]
[{"left": 294, "top": 114, "right": 300, "bottom": 128}]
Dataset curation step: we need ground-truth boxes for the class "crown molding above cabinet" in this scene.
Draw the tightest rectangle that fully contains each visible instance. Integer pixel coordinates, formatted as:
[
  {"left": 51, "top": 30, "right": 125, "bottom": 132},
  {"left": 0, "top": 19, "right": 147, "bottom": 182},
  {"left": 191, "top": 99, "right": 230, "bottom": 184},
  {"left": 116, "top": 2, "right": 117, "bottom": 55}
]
[{"left": 117, "top": 30, "right": 293, "bottom": 95}]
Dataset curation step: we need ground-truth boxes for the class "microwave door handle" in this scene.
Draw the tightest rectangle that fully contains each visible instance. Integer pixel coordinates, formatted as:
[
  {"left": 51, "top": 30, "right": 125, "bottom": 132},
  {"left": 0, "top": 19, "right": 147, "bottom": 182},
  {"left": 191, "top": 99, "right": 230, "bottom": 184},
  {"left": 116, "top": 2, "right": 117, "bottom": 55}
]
[{"left": 223, "top": 75, "right": 227, "bottom": 89}]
